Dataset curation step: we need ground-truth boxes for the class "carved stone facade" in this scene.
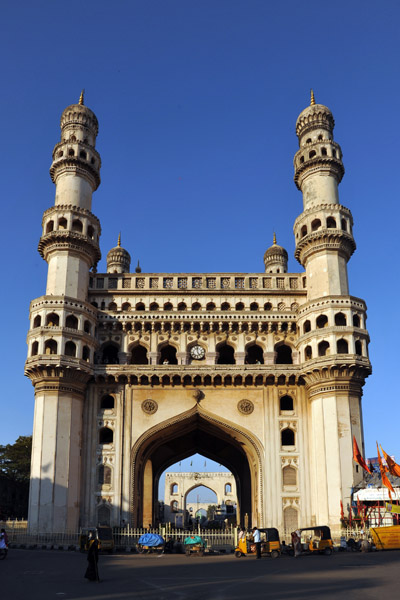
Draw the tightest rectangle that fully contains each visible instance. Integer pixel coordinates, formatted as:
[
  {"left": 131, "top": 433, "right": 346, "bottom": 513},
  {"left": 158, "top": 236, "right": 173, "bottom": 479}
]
[
  {"left": 25, "top": 92, "right": 371, "bottom": 536},
  {"left": 164, "top": 472, "right": 237, "bottom": 522}
]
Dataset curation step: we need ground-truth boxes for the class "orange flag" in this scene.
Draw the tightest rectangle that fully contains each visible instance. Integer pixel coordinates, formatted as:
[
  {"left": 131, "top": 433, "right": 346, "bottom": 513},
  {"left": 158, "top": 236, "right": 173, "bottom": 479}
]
[
  {"left": 377, "top": 442, "right": 394, "bottom": 498},
  {"left": 340, "top": 500, "right": 344, "bottom": 520},
  {"left": 353, "top": 436, "right": 371, "bottom": 474},
  {"left": 380, "top": 446, "right": 400, "bottom": 478}
]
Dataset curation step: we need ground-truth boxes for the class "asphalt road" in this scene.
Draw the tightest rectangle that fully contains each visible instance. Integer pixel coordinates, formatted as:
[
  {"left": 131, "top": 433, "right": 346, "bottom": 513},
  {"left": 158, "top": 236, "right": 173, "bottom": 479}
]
[{"left": 2, "top": 549, "right": 400, "bottom": 600}]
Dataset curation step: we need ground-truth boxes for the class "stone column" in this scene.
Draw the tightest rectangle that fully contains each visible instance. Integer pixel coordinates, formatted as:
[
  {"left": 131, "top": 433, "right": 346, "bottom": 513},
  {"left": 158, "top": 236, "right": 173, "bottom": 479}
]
[{"left": 28, "top": 375, "right": 88, "bottom": 533}]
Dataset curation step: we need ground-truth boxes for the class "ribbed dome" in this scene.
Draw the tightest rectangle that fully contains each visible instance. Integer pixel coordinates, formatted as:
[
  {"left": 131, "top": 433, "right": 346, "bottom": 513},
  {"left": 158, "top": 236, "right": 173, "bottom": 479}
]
[
  {"left": 263, "top": 234, "right": 288, "bottom": 273},
  {"left": 60, "top": 92, "right": 99, "bottom": 136},
  {"left": 264, "top": 243, "right": 288, "bottom": 261},
  {"left": 296, "top": 102, "right": 334, "bottom": 139},
  {"left": 107, "top": 234, "right": 131, "bottom": 273}
]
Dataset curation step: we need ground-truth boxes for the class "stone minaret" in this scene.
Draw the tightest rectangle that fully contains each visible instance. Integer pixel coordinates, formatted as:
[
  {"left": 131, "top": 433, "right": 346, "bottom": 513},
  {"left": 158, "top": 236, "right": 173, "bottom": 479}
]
[
  {"left": 25, "top": 93, "right": 101, "bottom": 532},
  {"left": 293, "top": 92, "right": 371, "bottom": 527}
]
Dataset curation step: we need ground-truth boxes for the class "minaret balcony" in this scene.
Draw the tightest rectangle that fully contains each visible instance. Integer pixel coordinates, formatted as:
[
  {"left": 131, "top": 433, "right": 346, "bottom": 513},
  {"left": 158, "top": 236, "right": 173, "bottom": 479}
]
[
  {"left": 294, "top": 229, "right": 356, "bottom": 265},
  {"left": 50, "top": 154, "right": 101, "bottom": 190},
  {"left": 294, "top": 155, "right": 344, "bottom": 189},
  {"left": 24, "top": 354, "right": 94, "bottom": 376},
  {"left": 38, "top": 229, "right": 101, "bottom": 264}
]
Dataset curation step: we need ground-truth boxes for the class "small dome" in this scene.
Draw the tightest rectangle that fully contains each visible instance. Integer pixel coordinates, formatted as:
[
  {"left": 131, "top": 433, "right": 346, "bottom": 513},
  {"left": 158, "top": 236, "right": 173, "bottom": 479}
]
[
  {"left": 264, "top": 234, "right": 288, "bottom": 274},
  {"left": 296, "top": 91, "right": 335, "bottom": 139},
  {"left": 60, "top": 92, "right": 99, "bottom": 136},
  {"left": 106, "top": 234, "right": 131, "bottom": 274}
]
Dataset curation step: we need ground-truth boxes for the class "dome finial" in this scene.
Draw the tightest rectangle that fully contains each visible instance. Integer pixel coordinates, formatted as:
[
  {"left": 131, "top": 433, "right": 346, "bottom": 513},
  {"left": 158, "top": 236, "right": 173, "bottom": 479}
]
[
  {"left": 310, "top": 89, "right": 315, "bottom": 106},
  {"left": 273, "top": 232, "right": 277, "bottom": 245},
  {"left": 135, "top": 260, "right": 142, "bottom": 274},
  {"left": 117, "top": 232, "right": 121, "bottom": 247},
  {"left": 79, "top": 89, "right": 85, "bottom": 105}
]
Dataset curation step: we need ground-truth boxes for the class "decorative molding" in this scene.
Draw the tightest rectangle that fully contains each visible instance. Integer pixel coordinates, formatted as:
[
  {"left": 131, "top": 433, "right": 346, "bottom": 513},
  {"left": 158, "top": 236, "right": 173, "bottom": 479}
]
[
  {"left": 141, "top": 399, "right": 158, "bottom": 415},
  {"left": 237, "top": 399, "right": 254, "bottom": 415}
]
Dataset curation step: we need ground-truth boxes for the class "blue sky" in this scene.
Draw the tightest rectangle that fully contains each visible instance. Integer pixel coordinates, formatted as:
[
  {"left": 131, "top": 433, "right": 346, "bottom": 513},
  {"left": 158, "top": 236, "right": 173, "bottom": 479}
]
[{"left": 1, "top": 0, "right": 399, "bottom": 472}]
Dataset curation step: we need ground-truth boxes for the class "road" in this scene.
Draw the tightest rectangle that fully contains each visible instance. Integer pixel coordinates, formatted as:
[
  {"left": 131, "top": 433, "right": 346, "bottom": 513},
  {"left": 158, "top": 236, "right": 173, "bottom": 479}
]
[{"left": 2, "top": 549, "right": 400, "bottom": 600}]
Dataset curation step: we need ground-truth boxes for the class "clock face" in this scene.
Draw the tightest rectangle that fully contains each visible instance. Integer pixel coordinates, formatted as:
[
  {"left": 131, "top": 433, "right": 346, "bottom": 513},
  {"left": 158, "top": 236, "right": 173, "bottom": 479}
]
[{"left": 190, "top": 345, "right": 205, "bottom": 360}]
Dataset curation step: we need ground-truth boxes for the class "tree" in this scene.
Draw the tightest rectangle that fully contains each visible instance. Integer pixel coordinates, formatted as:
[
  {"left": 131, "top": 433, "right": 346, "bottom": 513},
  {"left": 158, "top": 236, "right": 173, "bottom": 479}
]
[{"left": 0, "top": 436, "right": 32, "bottom": 481}]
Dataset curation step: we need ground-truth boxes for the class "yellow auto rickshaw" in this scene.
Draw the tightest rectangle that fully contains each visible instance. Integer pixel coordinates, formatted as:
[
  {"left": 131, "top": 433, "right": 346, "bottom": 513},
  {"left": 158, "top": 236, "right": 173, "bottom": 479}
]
[
  {"left": 298, "top": 526, "right": 333, "bottom": 555},
  {"left": 235, "top": 527, "right": 281, "bottom": 558},
  {"left": 79, "top": 526, "right": 115, "bottom": 553}
]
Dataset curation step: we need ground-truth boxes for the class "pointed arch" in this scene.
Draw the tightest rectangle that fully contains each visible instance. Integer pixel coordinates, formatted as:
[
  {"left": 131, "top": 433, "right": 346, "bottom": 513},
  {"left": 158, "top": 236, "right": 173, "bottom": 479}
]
[{"left": 130, "top": 405, "right": 264, "bottom": 528}]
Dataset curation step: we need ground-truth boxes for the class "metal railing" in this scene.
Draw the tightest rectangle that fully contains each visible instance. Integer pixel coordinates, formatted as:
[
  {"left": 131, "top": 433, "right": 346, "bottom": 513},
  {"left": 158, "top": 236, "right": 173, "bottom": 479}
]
[{"left": 1, "top": 520, "right": 378, "bottom": 550}]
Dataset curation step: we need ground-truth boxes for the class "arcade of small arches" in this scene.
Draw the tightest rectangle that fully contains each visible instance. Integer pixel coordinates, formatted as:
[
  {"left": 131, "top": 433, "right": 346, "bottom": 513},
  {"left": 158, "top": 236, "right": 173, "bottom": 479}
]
[
  {"left": 41, "top": 205, "right": 100, "bottom": 243},
  {"left": 302, "top": 311, "right": 363, "bottom": 332},
  {"left": 300, "top": 309, "right": 366, "bottom": 361},
  {"left": 91, "top": 299, "right": 302, "bottom": 313},
  {"left": 30, "top": 338, "right": 92, "bottom": 362},
  {"left": 28, "top": 310, "right": 97, "bottom": 362},
  {"left": 98, "top": 341, "right": 294, "bottom": 366}
]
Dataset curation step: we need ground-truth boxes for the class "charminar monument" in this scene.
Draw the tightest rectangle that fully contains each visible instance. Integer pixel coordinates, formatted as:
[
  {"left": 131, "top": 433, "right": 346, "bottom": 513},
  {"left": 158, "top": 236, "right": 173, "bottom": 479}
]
[{"left": 25, "top": 90, "right": 371, "bottom": 535}]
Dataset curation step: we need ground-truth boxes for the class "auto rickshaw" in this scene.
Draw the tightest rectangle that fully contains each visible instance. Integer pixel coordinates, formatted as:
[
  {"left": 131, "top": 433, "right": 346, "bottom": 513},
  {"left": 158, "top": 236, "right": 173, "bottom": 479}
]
[
  {"left": 298, "top": 526, "right": 333, "bottom": 555},
  {"left": 137, "top": 533, "right": 165, "bottom": 554},
  {"left": 184, "top": 535, "right": 207, "bottom": 556},
  {"left": 235, "top": 528, "right": 281, "bottom": 558},
  {"left": 79, "top": 526, "right": 115, "bottom": 553}
]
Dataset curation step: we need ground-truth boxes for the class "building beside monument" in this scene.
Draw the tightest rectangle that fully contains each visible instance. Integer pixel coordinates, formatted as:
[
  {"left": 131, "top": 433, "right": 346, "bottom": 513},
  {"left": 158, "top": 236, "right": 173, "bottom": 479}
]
[{"left": 25, "top": 92, "right": 371, "bottom": 535}]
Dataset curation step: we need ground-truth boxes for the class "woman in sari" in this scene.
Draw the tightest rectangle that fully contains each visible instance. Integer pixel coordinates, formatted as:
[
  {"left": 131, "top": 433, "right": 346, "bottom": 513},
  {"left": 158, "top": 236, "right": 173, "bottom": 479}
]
[
  {"left": 84, "top": 532, "right": 100, "bottom": 582},
  {"left": 291, "top": 530, "right": 301, "bottom": 557}
]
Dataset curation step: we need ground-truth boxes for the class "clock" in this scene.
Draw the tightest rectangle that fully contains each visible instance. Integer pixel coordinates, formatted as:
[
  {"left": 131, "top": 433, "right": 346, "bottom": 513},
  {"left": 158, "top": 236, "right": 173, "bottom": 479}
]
[{"left": 190, "top": 345, "right": 205, "bottom": 360}]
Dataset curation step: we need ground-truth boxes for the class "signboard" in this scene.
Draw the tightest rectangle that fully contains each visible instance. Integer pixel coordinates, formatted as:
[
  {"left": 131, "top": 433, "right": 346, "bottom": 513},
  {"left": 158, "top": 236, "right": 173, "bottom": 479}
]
[
  {"left": 353, "top": 488, "right": 400, "bottom": 501},
  {"left": 386, "top": 503, "right": 400, "bottom": 514}
]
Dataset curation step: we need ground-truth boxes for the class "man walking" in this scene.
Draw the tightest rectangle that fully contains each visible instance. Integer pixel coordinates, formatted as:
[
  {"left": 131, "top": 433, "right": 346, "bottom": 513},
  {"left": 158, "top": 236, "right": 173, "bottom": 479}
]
[{"left": 252, "top": 526, "right": 261, "bottom": 559}]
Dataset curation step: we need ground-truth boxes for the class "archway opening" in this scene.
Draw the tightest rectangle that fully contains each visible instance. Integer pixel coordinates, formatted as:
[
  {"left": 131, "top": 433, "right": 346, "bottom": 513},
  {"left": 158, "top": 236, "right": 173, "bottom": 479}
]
[
  {"left": 159, "top": 344, "right": 178, "bottom": 365},
  {"left": 130, "top": 344, "right": 148, "bottom": 365},
  {"left": 216, "top": 344, "right": 235, "bottom": 364},
  {"left": 133, "top": 411, "right": 259, "bottom": 529},
  {"left": 186, "top": 486, "right": 218, "bottom": 526},
  {"left": 245, "top": 344, "right": 264, "bottom": 364}
]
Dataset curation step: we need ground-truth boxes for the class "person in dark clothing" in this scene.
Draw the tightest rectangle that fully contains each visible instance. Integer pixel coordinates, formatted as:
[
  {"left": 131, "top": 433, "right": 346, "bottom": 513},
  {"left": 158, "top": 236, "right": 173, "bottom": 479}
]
[{"left": 84, "top": 532, "right": 100, "bottom": 582}]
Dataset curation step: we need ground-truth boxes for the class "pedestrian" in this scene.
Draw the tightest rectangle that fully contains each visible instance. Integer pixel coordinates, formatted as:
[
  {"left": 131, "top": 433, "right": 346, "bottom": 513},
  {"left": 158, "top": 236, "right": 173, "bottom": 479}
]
[
  {"left": 84, "top": 531, "right": 100, "bottom": 582},
  {"left": 0, "top": 529, "right": 8, "bottom": 558},
  {"left": 0, "top": 529, "right": 8, "bottom": 546},
  {"left": 291, "top": 530, "right": 301, "bottom": 557},
  {"left": 252, "top": 526, "right": 262, "bottom": 559}
]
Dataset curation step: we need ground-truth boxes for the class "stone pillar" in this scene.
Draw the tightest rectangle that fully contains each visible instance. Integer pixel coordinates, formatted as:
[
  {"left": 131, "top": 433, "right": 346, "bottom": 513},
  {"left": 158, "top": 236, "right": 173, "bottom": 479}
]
[
  {"left": 118, "top": 351, "right": 129, "bottom": 365},
  {"left": 148, "top": 352, "right": 159, "bottom": 365},
  {"left": 143, "top": 459, "right": 153, "bottom": 527},
  {"left": 264, "top": 351, "right": 276, "bottom": 365},
  {"left": 176, "top": 351, "right": 188, "bottom": 365},
  {"left": 236, "top": 351, "right": 246, "bottom": 365},
  {"left": 28, "top": 378, "right": 87, "bottom": 533},
  {"left": 206, "top": 352, "right": 217, "bottom": 365}
]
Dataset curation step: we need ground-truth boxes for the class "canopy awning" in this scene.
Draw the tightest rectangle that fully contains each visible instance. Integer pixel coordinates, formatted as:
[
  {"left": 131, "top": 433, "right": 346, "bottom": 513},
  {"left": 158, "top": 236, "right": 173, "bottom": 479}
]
[{"left": 354, "top": 487, "right": 400, "bottom": 501}]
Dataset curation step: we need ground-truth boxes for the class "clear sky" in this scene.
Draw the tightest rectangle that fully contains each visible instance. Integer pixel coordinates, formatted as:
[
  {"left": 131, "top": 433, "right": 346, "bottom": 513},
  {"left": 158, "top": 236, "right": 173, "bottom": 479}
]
[{"left": 1, "top": 1, "right": 399, "bottom": 469}]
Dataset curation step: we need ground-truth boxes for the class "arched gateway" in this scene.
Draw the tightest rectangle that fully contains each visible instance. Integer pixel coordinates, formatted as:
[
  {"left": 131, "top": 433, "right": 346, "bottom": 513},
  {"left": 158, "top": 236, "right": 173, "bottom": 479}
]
[
  {"left": 25, "top": 93, "right": 371, "bottom": 536},
  {"left": 130, "top": 404, "right": 263, "bottom": 527}
]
